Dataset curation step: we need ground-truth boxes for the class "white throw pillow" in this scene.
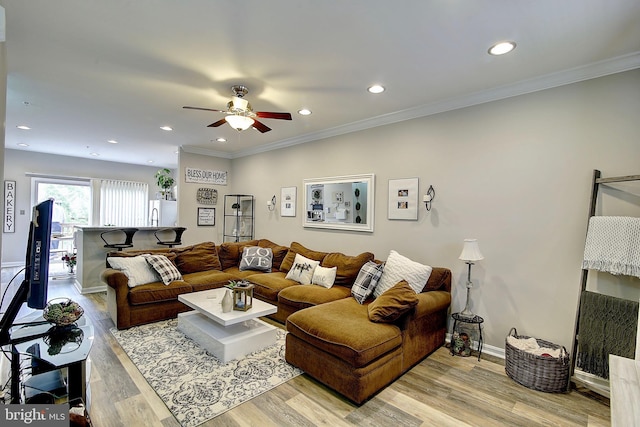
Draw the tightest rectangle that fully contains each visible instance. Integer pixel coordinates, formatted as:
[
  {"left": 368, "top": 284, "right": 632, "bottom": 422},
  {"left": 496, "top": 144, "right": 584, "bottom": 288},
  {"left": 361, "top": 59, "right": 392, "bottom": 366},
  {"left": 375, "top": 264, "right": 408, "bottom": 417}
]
[
  {"left": 107, "top": 256, "right": 160, "bottom": 288},
  {"left": 373, "top": 250, "right": 432, "bottom": 297},
  {"left": 311, "top": 265, "right": 337, "bottom": 289},
  {"left": 285, "top": 253, "right": 320, "bottom": 285}
]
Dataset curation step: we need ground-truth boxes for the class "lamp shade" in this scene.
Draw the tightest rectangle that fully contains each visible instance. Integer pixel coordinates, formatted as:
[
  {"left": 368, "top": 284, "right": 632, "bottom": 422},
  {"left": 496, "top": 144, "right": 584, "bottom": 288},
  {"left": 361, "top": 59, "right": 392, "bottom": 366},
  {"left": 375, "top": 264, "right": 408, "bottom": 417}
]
[
  {"left": 225, "top": 115, "right": 254, "bottom": 131},
  {"left": 459, "top": 239, "right": 484, "bottom": 262}
]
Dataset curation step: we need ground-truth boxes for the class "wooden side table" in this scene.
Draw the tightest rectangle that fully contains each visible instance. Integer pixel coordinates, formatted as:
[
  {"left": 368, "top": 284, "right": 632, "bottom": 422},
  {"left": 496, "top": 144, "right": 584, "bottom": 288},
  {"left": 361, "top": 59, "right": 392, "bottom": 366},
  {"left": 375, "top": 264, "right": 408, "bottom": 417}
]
[{"left": 451, "top": 312, "right": 484, "bottom": 361}]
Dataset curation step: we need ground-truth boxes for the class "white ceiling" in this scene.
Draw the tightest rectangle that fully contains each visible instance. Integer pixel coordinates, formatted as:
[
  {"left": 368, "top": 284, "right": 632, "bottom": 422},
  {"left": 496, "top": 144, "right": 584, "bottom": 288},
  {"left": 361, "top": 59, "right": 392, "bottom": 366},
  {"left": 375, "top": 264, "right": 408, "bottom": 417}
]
[{"left": 2, "top": 0, "right": 639, "bottom": 168}]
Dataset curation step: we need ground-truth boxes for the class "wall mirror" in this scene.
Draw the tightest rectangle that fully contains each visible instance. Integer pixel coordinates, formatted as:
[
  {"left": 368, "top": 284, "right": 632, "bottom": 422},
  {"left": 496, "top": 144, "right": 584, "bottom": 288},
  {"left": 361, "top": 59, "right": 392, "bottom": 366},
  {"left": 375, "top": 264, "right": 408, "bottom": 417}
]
[{"left": 303, "top": 173, "right": 375, "bottom": 232}]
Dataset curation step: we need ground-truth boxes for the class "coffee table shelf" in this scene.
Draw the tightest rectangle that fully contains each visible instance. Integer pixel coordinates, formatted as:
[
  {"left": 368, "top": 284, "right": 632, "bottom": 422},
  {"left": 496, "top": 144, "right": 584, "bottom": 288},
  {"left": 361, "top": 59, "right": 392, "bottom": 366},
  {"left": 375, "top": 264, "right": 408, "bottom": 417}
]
[{"left": 177, "top": 288, "right": 277, "bottom": 363}]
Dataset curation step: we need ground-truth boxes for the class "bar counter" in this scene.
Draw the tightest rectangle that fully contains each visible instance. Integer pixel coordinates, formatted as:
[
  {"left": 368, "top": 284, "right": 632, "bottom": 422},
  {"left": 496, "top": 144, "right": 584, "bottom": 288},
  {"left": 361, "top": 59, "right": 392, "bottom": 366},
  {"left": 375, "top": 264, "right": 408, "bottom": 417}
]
[{"left": 73, "top": 226, "right": 182, "bottom": 293}]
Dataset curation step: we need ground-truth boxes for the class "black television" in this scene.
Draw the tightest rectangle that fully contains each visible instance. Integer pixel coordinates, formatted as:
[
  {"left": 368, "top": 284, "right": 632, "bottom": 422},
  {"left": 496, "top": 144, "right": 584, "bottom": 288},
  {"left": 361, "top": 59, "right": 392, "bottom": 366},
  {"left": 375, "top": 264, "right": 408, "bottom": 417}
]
[{"left": 0, "top": 199, "right": 53, "bottom": 345}]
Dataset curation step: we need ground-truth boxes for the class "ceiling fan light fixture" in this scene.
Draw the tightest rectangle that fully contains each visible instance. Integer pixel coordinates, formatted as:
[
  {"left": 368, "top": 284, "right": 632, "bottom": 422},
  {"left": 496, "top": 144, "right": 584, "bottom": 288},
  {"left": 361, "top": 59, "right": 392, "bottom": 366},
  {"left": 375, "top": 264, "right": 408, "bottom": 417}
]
[
  {"left": 225, "top": 115, "right": 255, "bottom": 131},
  {"left": 231, "top": 96, "right": 249, "bottom": 111}
]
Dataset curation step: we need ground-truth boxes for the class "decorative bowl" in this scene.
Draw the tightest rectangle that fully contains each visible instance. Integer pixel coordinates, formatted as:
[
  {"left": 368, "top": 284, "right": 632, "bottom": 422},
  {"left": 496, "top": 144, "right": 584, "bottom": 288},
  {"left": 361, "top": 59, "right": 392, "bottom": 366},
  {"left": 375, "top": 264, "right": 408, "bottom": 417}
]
[{"left": 43, "top": 298, "right": 84, "bottom": 326}]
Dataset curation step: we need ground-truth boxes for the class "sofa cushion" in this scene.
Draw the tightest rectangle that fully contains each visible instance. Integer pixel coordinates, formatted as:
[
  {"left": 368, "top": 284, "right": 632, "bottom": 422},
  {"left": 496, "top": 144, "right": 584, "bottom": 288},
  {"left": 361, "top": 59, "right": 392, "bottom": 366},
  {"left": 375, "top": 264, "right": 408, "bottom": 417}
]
[
  {"left": 311, "top": 266, "right": 337, "bottom": 288},
  {"left": 321, "top": 251, "right": 375, "bottom": 287},
  {"left": 145, "top": 254, "right": 183, "bottom": 285},
  {"left": 368, "top": 280, "right": 419, "bottom": 323},
  {"left": 174, "top": 242, "right": 222, "bottom": 274},
  {"left": 247, "top": 272, "right": 299, "bottom": 302},
  {"left": 257, "top": 239, "right": 289, "bottom": 271},
  {"left": 128, "top": 280, "right": 192, "bottom": 305},
  {"left": 374, "top": 250, "right": 433, "bottom": 297},
  {"left": 280, "top": 242, "right": 328, "bottom": 273},
  {"left": 286, "top": 298, "right": 402, "bottom": 367},
  {"left": 351, "top": 261, "right": 384, "bottom": 304},
  {"left": 239, "top": 246, "right": 273, "bottom": 272},
  {"left": 278, "top": 284, "right": 351, "bottom": 309},
  {"left": 424, "top": 267, "right": 452, "bottom": 292},
  {"left": 180, "top": 270, "right": 238, "bottom": 292},
  {"left": 106, "top": 249, "right": 177, "bottom": 266},
  {"left": 285, "top": 254, "right": 320, "bottom": 285},
  {"left": 217, "top": 240, "right": 259, "bottom": 270},
  {"left": 107, "top": 255, "right": 159, "bottom": 288}
]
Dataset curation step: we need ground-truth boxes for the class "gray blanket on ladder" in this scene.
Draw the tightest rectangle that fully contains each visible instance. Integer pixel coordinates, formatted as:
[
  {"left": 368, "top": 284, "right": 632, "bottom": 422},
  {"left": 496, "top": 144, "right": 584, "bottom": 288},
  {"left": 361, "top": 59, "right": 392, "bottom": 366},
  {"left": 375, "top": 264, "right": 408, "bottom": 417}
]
[{"left": 577, "top": 290, "right": 639, "bottom": 379}]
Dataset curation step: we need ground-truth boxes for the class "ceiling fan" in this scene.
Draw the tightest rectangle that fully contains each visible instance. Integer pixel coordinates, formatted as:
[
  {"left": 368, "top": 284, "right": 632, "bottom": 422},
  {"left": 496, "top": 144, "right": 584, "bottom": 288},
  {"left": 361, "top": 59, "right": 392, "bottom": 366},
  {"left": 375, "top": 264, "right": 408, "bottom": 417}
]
[{"left": 183, "top": 85, "right": 292, "bottom": 133}]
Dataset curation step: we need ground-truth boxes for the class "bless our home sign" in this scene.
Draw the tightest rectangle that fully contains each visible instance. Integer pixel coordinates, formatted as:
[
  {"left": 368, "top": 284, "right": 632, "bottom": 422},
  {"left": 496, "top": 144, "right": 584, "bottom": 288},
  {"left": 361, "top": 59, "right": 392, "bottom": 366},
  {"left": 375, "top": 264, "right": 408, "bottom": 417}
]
[{"left": 185, "top": 167, "right": 227, "bottom": 185}]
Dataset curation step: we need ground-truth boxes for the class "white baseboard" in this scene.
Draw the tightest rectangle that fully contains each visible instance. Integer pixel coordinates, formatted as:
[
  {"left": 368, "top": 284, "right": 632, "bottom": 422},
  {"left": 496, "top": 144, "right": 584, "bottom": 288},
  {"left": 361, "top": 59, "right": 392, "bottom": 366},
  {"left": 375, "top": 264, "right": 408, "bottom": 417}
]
[{"left": 76, "top": 283, "right": 106, "bottom": 294}]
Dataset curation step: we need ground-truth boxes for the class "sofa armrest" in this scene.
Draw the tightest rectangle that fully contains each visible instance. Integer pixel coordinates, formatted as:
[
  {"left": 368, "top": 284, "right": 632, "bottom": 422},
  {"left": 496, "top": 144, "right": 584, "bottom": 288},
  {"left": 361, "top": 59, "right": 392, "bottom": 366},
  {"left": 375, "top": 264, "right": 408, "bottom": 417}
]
[
  {"left": 399, "top": 290, "right": 451, "bottom": 369},
  {"left": 101, "top": 268, "right": 129, "bottom": 291},
  {"left": 101, "top": 268, "right": 132, "bottom": 328}
]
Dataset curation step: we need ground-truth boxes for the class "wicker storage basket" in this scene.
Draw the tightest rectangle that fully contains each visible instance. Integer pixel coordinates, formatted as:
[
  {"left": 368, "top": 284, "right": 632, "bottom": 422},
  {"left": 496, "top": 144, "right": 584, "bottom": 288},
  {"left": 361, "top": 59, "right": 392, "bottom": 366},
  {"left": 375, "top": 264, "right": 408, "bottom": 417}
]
[{"left": 505, "top": 328, "right": 569, "bottom": 393}]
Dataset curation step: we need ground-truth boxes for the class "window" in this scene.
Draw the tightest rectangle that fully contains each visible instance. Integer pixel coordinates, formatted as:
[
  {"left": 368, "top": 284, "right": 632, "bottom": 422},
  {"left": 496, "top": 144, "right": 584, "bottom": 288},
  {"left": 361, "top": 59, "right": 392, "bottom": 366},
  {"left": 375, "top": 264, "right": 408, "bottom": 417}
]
[{"left": 99, "top": 180, "right": 149, "bottom": 226}]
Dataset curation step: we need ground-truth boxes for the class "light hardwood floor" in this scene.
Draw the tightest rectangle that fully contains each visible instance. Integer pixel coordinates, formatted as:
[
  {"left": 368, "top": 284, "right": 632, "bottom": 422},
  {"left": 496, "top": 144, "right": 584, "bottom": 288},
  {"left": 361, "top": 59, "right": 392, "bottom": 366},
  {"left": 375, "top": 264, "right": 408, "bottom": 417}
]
[{"left": 18, "top": 277, "right": 613, "bottom": 426}]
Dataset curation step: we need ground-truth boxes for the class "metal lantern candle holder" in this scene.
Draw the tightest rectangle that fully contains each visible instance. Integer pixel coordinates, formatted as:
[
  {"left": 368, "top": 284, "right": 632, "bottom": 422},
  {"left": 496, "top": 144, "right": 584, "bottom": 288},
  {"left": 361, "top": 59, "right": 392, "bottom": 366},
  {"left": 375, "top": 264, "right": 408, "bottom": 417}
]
[{"left": 232, "top": 282, "right": 254, "bottom": 311}]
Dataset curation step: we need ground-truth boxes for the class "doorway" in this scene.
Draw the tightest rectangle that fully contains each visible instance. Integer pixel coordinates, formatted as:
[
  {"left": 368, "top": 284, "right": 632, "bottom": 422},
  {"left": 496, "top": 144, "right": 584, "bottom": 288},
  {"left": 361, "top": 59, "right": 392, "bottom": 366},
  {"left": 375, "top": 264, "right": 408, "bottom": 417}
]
[{"left": 32, "top": 178, "right": 92, "bottom": 276}]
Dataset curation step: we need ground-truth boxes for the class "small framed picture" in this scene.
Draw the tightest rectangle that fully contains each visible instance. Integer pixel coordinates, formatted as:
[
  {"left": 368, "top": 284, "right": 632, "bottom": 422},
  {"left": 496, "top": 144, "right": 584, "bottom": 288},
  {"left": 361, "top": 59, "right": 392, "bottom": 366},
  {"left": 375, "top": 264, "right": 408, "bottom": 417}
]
[
  {"left": 388, "top": 178, "right": 419, "bottom": 220},
  {"left": 197, "top": 207, "right": 216, "bottom": 226},
  {"left": 281, "top": 186, "right": 297, "bottom": 217}
]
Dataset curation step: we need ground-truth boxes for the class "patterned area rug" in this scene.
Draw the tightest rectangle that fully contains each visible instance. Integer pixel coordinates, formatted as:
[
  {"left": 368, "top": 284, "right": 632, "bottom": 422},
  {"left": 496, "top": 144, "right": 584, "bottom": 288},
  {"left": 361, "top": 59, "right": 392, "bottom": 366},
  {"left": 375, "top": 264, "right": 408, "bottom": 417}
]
[{"left": 110, "top": 319, "right": 302, "bottom": 427}]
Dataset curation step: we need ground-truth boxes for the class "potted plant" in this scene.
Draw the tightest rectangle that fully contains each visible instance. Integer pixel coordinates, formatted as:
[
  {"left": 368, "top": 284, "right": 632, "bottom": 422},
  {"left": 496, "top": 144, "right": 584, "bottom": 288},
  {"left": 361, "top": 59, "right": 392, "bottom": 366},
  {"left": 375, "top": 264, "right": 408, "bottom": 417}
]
[{"left": 155, "top": 168, "right": 175, "bottom": 199}]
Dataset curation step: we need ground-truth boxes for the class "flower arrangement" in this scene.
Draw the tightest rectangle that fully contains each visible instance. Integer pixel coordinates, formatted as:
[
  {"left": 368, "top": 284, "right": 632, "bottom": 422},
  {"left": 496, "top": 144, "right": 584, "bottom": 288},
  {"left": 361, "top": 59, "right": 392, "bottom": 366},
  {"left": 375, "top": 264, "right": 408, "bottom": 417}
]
[{"left": 62, "top": 252, "right": 77, "bottom": 267}]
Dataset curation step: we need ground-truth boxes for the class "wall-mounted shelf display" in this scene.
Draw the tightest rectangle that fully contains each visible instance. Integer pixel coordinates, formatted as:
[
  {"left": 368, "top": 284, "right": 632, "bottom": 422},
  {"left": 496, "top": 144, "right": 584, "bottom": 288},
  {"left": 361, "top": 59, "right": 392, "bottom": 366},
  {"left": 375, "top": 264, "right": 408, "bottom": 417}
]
[{"left": 223, "top": 194, "right": 254, "bottom": 242}]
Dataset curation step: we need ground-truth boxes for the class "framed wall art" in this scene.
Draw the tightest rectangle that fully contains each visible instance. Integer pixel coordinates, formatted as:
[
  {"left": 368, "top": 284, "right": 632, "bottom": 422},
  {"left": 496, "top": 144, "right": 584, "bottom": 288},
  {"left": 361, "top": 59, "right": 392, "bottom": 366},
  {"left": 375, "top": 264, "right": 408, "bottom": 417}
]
[
  {"left": 281, "top": 186, "right": 297, "bottom": 217},
  {"left": 197, "top": 207, "right": 216, "bottom": 226},
  {"left": 388, "top": 178, "right": 419, "bottom": 220}
]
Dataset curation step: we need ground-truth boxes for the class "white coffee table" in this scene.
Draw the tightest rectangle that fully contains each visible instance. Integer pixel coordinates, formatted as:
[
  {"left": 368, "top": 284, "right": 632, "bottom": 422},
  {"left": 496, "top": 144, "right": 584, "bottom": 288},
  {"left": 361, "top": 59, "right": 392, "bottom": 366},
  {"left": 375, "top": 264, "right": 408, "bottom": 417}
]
[{"left": 177, "top": 288, "right": 278, "bottom": 363}]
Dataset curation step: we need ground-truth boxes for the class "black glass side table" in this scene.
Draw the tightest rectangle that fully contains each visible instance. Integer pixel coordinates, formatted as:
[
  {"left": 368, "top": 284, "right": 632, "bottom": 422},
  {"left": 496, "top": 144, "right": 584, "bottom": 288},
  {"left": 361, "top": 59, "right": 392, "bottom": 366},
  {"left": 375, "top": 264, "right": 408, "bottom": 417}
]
[{"left": 450, "top": 312, "right": 484, "bottom": 361}]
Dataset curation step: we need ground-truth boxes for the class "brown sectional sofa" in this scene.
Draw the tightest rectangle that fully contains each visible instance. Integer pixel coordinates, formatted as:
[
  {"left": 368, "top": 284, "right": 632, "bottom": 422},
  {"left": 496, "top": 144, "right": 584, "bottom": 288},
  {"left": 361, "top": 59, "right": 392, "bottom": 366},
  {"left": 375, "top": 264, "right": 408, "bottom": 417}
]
[{"left": 101, "top": 239, "right": 451, "bottom": 403}]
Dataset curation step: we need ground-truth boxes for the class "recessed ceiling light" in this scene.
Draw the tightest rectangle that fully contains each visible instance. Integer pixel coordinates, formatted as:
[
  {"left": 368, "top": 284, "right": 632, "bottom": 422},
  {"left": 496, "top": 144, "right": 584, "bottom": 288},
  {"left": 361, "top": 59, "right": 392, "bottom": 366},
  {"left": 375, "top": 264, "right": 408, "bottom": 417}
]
[
  {"left": 17, "top": 143, "right": 29, "bottom": 147},
  {"left": 488, "top": 41, "right": 516, "bottom": 56},
  {"left": 215, "top": 137, "right": 227, "bottom": 143},
  {"left": 298, "top": 109, "right": 312, "bottom": 116},
  {"left": 107, "top": 139, "right": 118, "bottom": 144},
  {"left": 147, "top": 160, "right": 154, "bottom": 163},
  {"left": 160, "top": 126, "right": 173, "bottom": 131},
  {"left": 90, "top": 152, "right": 99, "bottom": 157},
  {"left": 367, "top": 85, "right": 385, "bottom": 94},
  {"left": 17, "top": 125, "right": 31, "bottom": 130}
]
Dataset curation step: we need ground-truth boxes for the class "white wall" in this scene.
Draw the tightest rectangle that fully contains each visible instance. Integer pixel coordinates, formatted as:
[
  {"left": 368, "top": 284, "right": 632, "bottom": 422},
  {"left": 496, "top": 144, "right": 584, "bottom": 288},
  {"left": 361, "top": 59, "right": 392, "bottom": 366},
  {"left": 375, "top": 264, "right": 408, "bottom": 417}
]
[
  {"left": 1, "top": 149, "right": 168, "bottom": 264},
  {"left": 227, "top": 69, "right": 640, "bottom": 350},
  {"left": 177, "top": 149, "right": 232, "bottom": 245}
]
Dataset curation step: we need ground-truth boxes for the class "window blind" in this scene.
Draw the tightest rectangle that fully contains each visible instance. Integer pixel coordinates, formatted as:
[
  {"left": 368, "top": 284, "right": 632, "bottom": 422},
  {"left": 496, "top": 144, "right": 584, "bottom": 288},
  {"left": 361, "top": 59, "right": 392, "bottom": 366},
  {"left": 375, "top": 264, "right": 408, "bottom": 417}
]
[{"left": 99, "top": 180, "right": 148, "bottom": 226}]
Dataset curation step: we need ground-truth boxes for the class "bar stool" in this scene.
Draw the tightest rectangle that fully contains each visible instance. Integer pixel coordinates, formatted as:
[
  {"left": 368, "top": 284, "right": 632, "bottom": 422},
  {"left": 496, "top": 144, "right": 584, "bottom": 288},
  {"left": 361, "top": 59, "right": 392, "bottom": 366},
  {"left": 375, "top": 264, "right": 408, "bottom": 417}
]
[
  {"left": 154, "top": 227, "right": 186, "bottom": 248},
  {"left": 100, "top": 228, "right": 139, "bottom": 251}
]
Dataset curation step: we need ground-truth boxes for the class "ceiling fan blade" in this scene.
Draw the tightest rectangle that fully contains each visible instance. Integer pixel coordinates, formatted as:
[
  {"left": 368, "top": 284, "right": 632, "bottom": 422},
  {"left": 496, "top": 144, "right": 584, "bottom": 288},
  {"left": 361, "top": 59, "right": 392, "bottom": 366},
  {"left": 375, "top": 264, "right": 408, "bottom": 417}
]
[
  {"left": 252, "top": 119, "right": 271, "bottom": 133},
  {"left": 183, "top": 106, "right": 225, "bottom": 113},
  {"left": 207, "top": 118, "right": 227, "bottom": 128},
  {"left": 255, "top": 111, "right": 292, "bottom": 120}
]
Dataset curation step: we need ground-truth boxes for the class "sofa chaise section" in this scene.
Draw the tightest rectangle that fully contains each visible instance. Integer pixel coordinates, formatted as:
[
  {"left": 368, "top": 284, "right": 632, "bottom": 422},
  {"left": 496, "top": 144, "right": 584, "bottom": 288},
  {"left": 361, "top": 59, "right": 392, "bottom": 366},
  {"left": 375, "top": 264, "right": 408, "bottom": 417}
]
[{"left": 285, "top": 267, "right": 452, "bottom": 404}]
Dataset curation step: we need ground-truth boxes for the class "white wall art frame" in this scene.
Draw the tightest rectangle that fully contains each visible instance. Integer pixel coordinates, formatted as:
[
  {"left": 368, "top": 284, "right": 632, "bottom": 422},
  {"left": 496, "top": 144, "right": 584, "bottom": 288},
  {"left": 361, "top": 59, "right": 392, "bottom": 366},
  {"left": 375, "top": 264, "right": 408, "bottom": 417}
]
[
  {"left": 303, "top": 173, "right": 375, "bottom": 233},
  {"left": 388, "top": 177, "right": 419, "bottom": 220},
  {"left": 280, "top": 186, "right": 297, "bottom": 217}
]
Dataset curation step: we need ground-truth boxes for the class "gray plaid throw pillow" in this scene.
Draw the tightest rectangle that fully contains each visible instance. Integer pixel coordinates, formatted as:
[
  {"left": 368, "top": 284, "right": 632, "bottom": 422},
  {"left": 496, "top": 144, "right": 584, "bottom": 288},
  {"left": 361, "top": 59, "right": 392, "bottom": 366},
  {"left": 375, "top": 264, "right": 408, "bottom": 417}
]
[
  {"left": 146, "top": 254, "right": 182, "bottom": 285},
  {"left": 351, "top": 261, "right": 384, "bottom": 304}
]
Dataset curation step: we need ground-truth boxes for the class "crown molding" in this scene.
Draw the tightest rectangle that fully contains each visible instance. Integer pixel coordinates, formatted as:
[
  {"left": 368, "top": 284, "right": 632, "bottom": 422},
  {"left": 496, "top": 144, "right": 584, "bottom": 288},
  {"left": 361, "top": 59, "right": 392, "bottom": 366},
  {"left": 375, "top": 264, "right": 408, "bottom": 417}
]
[
  {"left": 180, "top": 145, "right": 234, "bottom": 160},
  {"left": 231, "top": 52, "right": 640, "bottom": 159}
]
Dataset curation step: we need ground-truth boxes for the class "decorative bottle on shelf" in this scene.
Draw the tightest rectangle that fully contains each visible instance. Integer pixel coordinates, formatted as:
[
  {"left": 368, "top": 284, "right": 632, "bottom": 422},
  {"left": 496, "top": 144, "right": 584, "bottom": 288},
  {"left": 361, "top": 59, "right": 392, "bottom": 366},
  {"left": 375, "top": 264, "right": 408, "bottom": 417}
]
[{"left": 221, "top": 289, "right": 233, "bottom": 313}]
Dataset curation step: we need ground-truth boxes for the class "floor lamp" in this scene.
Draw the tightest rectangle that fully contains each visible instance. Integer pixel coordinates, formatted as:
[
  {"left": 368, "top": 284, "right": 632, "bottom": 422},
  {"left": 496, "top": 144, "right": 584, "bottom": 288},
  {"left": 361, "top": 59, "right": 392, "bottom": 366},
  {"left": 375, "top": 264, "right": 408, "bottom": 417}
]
[{"left": 458, "top": 238, "right": 484, "bottom": 319}]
